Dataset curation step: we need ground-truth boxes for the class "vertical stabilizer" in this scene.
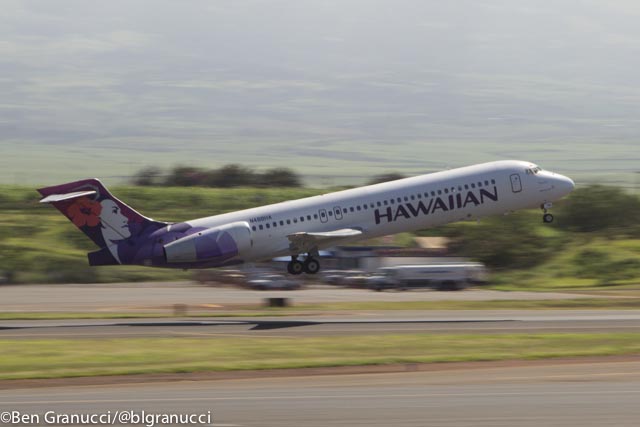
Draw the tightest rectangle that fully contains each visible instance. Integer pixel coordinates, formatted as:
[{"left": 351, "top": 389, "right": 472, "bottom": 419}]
[{"left": 38, "top": 179, "right": 167, "bottom": 264}]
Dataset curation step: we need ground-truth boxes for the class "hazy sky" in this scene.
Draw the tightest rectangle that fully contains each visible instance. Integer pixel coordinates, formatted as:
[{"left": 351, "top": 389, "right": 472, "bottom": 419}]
[{"left": 2, "top": 1, "right": 640, "bottom": 185}]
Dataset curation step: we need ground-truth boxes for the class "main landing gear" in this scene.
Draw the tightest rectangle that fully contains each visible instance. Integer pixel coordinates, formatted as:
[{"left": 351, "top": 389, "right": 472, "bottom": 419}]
[
  {"left": 541, "top": 202, "right": 554, "bottom": 223},
  {"left": 287, "top": 255, "right": 320, "bottom": 275}
]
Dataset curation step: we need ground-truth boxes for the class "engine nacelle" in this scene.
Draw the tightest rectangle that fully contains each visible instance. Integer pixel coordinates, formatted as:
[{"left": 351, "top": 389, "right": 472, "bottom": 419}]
[{"left": 163, "top": 221, "right": 252, "bottom": 264}]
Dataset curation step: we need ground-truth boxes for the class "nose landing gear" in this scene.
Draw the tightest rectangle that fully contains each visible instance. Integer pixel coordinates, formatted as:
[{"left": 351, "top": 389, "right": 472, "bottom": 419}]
[
  {"left": 287, "top": 254, "right": 320, "bottom": 275},
  {"left": 541, "top": 202, "right": 554, "bottom": 223}
]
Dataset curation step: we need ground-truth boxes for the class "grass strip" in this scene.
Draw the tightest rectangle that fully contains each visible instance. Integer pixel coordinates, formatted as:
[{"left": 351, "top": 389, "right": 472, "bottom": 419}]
[{"left": 1, "top": 333, "right": 640, "bottom": 380}]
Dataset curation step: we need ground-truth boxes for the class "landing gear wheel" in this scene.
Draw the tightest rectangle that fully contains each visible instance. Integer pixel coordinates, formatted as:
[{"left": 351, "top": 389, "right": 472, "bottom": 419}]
[
  {"left": 541, "top": 202, "right": 554, "bottom": 224},
  {"left": 287, "top": 260, "right": 304, "bottom": 275},
  {"left": 303, "top": 258, "right": 320, "bottom": 274}
]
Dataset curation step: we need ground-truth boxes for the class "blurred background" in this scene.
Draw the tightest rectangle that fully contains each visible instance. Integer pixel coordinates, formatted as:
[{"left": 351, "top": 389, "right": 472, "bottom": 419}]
[
  {"left": 1, "top": 0, "right": 640, "bottom": 187},
  {"left": 1, "top": 0, "right": 640, "bottom": 286}
]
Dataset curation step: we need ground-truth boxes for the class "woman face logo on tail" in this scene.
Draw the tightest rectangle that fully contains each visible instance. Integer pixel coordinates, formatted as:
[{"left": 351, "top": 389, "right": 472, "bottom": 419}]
[
  {"left": 99, "top": 199, "right": 131, "bottom": 242},
  {"left": 98, "top": 199, "right": 131, "bottom": 265}
]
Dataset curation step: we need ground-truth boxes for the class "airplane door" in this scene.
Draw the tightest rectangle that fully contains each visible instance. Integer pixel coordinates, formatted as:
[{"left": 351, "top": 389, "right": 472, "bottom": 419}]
[
  {"left": 510, "top": 174, "right": 522, "bottom": 193},
  {"left": 319, "top": 209, "right": 328, "bottom": 223},
  {"left": 333, "top": 206, "right": 343, "bottom": 220}
]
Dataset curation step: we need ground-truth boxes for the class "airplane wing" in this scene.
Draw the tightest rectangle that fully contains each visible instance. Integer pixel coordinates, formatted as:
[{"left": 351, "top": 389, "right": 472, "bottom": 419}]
[{"left": 287, "top": 228, "right": 363, "bottom": 254}]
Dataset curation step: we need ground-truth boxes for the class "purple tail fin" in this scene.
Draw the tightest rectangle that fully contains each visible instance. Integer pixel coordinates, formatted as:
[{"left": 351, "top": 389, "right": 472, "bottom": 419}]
[{"left": 38, "top": 178, "right": 166, "bottom": 250}]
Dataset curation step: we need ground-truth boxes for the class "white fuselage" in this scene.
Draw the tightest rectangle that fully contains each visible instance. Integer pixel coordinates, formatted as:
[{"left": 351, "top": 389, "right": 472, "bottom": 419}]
[{"left": 183, "top": 160, "right": 575, "bottom": 262}]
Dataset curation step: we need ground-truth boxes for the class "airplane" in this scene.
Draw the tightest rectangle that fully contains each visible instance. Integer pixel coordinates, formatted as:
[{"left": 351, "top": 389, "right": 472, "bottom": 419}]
[{"left": 38, "top": 160, "right": 574, "bottom": 275}]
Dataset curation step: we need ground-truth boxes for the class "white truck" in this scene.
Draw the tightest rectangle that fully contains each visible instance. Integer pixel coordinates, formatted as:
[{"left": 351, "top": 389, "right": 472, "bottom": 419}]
[{"left": 368, "top": 263, "right": 487, "bottom": 291}]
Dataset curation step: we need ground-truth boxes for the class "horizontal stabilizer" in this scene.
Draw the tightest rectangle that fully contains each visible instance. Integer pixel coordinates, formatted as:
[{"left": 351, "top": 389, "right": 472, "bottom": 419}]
[{"left": 39, "top": 190, "right": 97, "bottom": 204}]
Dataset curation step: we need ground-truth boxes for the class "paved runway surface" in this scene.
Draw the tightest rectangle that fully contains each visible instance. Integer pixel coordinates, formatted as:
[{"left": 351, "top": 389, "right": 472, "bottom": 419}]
[
  {"left": 1, "top": 361, "right": 639, "bottom": 426},
  {"left": 0, "top": 283, "right": 594, "bottom": 312},
  {"left": 3, "top": 284, "right": 639, "bottom": 426},
  {"left": 2, "top": 310, "right": 640, "bottom": 338}
]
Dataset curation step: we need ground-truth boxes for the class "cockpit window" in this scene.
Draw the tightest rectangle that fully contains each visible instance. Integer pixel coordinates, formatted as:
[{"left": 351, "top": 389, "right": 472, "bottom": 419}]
[{"left": 525, "top": 166, "right": 542, "bottom": 175}]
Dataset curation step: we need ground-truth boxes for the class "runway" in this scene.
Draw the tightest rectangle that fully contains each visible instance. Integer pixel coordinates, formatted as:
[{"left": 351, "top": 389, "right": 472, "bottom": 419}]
[
  {"left": 3, "top": 285, "right": 639, "bottom": 426},
  {"left": 1, "top": 310, "right": 640, "bottom": 338},
  {"left": 1, "top": 360, "right": 639, "bottom": 426},
  {"left": 0, "top": 282, "right": 595, "bottom": 312}
]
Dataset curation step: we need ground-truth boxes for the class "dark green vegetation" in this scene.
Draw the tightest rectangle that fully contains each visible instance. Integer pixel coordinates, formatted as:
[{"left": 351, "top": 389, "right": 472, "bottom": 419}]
[
  {"left": 0, "top": 184, "right": 638, "bottom": 287},
  {"left": 132, "top": 164, "right": 302, "bottom": 188},
  {"left": 1, "top": 332, "right": 640, "bottom": 379}
]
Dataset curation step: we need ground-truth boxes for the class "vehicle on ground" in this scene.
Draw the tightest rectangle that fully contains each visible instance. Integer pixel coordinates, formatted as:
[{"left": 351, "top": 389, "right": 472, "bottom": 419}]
[
  {"left": 368, "top": 263, "right": 487, "bottom": 291},
  {"left": 321, "top": 270, "right": 367, "bottom": 286},
  {"left": 38, "top": 161, "right": 574, "bottom": 275},
  {"left": 338, "top": 273, "right": 378, "bottom": 289},
  {"left": 245, "top": 274, "right": 301, "bottom": 291}
]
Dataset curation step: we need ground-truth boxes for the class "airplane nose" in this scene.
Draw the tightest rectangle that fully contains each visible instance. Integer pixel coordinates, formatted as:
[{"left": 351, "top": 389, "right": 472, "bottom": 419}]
[{"left": 557, "top": 174, "right": 575, "bottom": 195}]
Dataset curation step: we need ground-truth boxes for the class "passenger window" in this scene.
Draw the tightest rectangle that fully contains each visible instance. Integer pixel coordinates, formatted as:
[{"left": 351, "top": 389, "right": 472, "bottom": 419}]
[
  {"left": 397, "top": 197, "right": 402, "bottom": 203},
  {"left": 464, "top": 184, "right": 469, "bottom": 190},
  {"left": 252, "top": 226, "right": 256, "bottom": 231},
  {"left": 383, "top": 200, "right": 388, "bottom": 206},
  {"left": 491, "top": 179, "right": 495, "bottom": 185},
  {"left": 390, "top": 199, "right": 395, "bottom": 204},
  {"left": 350, "top": 207, "right": 355, "bottom": 212},
  {"left": 357, "top": 206, "right": 361, "bottom": 211},
  {"left": 377, "top": 201, "right": 382, "bottom": 207},
  {"left": 266, "top": 223, "right": 270, "bottom": 229},
  {"left": 404, "top": 196, "right": 408, "bottom": 202},
  {"left": 287, "top": 219, "right": 291, "bottom": 224},
  {"left": 300, "top": 216, "right": 304, "bottom": 222},
  {"left": 471, "top": 183, "right": 475, "bottom": 188},
  {"left": 484, "top": 180, "right": 489, "bottom": 186},
  {"left": 478, "top": 182, "right": 483, "bottom": 187},
  {"left": 437, "top": 190, "right": 442, "bottom": 195},
  {"left": 314, "top": 214, "right": 318, "bottom": 219},
  {"left": 273, "top": 222, "right": 277, "bottom": 227},
  {"left": 259, "top": 225, "right": 264, "bottom": 230},
  {"left": 410, "top": 195, "right": 415, "bottom": 200},
  {"left": 363, "top": 205, "right": 368, "bottom": 210},
  {"left": 307, "top": 215, "right": 311, "bottom": 220},
  {"left": 328, "top": 211, "right": 333, "bottom": 216},
  {"left": 431, "top": 191, "right": 435, "bottom": 197},
  {"left": 280, "top": 220, "right": 284, "bottom": 226},
  {"left": 293, "top": 218, "right": 298, "bottom": 223},
  {"left": 321, "top": 212, "right": 326, "bottom": 217}
]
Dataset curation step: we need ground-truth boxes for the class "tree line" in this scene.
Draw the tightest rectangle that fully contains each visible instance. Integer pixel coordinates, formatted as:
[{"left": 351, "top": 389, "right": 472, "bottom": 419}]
[
  {"left": 132, "top": 165, "right": 408, "bottom": 188},
  {"left": 132, "top": 165, "right": 302, "bottom": 188}
]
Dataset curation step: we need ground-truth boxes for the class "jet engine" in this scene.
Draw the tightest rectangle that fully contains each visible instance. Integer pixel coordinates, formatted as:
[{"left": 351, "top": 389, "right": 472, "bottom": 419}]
[{"left": 163, "top": 221, "right": 252, "bottom": 264}]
